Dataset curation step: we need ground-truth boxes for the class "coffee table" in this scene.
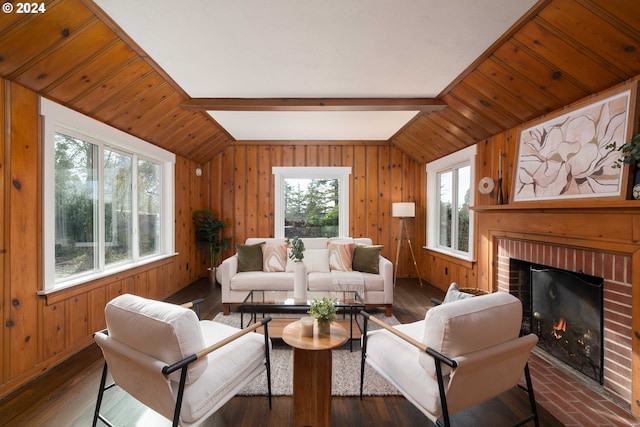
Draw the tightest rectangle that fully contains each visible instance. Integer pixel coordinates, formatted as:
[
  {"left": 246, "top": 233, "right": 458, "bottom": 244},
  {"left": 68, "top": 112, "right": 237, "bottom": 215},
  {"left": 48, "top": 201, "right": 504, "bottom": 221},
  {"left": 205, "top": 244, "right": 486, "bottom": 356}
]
[
  {"left": 239, "top": 290, "right": 364, "bottom": 351},
  {"left": 282, "top": 320, "right": 348, "bottom": 427}
]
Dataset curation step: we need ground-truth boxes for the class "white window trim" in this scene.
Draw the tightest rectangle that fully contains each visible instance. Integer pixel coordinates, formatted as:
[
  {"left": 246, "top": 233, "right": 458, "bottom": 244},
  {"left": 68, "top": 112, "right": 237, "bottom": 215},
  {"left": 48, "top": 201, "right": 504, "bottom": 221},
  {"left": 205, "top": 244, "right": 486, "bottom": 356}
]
[
  {"left": 40, "top": 97, "right": 176, "bottom": 294},
  {"left": 425, "top": 145, "right": 476, "bottom": 262},
  {"left": 272, "top": 166, "right": 351, "bottom": 238}
]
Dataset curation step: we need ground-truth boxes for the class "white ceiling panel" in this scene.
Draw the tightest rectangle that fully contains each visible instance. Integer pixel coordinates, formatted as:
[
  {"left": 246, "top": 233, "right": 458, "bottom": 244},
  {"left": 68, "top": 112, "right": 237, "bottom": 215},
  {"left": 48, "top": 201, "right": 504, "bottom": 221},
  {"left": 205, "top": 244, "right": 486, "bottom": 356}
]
[{"left": 94, "top": 0, "right": 537, "bottom": 140}]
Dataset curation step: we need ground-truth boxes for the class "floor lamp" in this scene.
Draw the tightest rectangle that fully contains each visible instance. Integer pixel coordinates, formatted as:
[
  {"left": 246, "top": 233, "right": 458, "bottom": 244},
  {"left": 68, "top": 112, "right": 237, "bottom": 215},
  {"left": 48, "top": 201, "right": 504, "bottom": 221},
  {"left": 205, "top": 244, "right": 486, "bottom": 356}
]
[{"left": 393, "top": 202, "right": 423, "bottom": 287}]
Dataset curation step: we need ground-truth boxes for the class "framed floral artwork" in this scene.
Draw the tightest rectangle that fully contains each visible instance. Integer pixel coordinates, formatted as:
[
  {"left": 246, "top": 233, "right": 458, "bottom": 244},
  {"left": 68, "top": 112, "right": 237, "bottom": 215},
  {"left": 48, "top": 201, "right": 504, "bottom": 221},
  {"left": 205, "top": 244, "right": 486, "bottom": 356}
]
[{"left": 512, "top": 82, "right": 637, "bottom": 202}]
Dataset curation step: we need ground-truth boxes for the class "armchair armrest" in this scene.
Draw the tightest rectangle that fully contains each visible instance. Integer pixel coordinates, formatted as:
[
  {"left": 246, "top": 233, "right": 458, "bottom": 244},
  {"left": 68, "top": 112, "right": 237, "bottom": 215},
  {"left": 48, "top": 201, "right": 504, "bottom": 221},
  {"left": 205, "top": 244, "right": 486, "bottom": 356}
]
[
  {"left": 220, "top": 255, "right": 239, "bottom": 301},
  {"left": 180, "top": 298, "right": 205, "bottom": 319},
  {"left": 378, "top": 256, "right": 393, "bottom": 304}
]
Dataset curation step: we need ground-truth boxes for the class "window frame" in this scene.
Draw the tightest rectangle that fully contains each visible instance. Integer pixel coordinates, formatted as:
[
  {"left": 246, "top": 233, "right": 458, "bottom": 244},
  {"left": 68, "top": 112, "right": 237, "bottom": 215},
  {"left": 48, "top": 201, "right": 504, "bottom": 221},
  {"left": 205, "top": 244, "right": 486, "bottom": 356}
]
[
  {"left": 425, "top": 145, "right": 476, "bottom": 262},
  {"left": 272, "top": 166, "right": 351, "bottom": 238},
  {"left": 40, "top": 97, "right": 176, "bottom": 294}
]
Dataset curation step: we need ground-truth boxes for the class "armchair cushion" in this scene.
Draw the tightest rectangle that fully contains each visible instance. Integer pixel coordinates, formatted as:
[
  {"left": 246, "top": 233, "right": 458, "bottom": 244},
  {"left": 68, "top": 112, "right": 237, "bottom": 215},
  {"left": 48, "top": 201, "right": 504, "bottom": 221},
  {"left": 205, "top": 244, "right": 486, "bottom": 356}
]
[
  {"left": 418, "top": 292, "right": 522, "bottom": 377},
  {"left": 180, "top": 320, "right": 270, "bottom": 423},
  {"left": 364, "top": 320, "right": 442, "bottom": 415},
  {"left": 105, "top": 294, "right": 207, "bottom": 384}
]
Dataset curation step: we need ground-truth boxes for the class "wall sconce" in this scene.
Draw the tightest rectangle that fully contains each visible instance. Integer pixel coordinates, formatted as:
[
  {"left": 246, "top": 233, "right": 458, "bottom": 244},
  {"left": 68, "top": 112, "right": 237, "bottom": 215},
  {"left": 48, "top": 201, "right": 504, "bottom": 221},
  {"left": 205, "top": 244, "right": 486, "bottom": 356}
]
[{"left": 195, "top": 167, "right": 202, "bottom": 176}]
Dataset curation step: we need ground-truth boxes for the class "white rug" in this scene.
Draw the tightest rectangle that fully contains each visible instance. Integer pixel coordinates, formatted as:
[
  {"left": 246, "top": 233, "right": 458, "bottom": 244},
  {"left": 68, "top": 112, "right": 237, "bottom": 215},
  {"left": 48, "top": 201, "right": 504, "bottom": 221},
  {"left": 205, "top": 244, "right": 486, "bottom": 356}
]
[{"left": 212, "top": 312, "right": 401, "bottom": 396}]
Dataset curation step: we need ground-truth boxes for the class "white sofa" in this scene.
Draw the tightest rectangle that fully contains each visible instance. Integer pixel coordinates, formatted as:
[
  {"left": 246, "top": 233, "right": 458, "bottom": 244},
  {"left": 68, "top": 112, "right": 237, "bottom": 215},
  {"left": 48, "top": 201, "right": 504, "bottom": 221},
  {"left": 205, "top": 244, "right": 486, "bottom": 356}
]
[{"left": 220, "top": 237, "right": 393, "bottom": 316}]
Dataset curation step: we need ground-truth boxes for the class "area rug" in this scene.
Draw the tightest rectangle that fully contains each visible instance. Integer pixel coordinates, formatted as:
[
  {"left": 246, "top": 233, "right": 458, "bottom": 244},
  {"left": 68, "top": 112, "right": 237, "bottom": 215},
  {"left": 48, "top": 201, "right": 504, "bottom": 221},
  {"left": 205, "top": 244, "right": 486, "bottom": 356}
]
[{"left": 212, "top": 312, "right": 401, "bottom": 396}]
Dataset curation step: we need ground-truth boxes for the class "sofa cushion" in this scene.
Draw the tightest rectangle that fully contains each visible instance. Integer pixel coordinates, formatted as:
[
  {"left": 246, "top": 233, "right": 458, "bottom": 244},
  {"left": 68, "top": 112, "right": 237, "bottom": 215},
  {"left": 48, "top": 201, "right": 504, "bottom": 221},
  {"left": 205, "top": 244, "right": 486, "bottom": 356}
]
[
  {"left": 236, "top": 242, "right": 264, "bottom": 272},
  {"left": 105, "top": 294, "right": 207, "bottom": 384},
  {"left": 261, "top": 244, "right": 287, "bottom": 272},
  {"left": 308, "top": 271, "right": 384, "bottom": 292},
  {"left": 352, "top": 245, "right": 383, "bottom": 274},
  {"left": 231, "top": 271, "right": 294, "bottom": 290},
  {"left": 328, "top": 241, "right": 355, "bottom": 271}
]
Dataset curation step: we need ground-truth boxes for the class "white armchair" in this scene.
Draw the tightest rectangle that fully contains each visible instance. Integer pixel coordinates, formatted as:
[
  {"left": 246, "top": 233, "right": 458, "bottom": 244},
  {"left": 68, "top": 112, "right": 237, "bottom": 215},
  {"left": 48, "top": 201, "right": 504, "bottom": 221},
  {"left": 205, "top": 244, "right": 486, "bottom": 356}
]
[
  {"left": 92, "top": 294, "right": 272, "bottom": 427},
  {"left": 360, "top": 292, "right": 539, "bottom": 427}
]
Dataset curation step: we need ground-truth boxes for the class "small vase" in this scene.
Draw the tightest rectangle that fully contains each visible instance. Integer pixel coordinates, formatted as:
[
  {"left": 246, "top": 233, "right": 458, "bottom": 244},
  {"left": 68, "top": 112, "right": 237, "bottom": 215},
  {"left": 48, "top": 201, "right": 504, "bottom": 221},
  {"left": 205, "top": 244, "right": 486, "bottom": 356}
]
[
  {"left": 317, "top": 321, "right": 331, "bottom": 335},
  {"left": 293, "top": 261, "right": 307, "bottom": 300}
]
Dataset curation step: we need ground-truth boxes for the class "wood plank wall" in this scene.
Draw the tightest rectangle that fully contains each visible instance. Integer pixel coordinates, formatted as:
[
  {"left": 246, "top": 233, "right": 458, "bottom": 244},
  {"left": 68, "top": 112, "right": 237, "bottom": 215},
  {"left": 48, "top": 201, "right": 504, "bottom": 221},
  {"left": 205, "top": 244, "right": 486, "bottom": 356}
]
[
  {"left": 0, "top": 79, "right": 207, "bottom": 398},
  {"left": 204, "top": 142, "right": 424, "bottom": 278}
]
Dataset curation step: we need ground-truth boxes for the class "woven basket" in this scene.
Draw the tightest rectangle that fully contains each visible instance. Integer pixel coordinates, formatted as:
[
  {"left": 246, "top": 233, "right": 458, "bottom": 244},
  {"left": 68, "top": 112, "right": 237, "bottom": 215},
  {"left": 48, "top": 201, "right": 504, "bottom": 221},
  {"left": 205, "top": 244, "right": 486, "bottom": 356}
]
[{"left": 458, "top": 288, "right": 488, "bottom": 296}]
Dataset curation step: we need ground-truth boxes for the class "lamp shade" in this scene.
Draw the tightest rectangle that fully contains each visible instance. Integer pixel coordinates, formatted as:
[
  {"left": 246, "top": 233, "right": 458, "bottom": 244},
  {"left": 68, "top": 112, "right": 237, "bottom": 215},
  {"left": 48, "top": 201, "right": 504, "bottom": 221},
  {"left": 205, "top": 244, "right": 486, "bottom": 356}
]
[{"left": 392, "top": 202, "right": 415, "bottom": 218}]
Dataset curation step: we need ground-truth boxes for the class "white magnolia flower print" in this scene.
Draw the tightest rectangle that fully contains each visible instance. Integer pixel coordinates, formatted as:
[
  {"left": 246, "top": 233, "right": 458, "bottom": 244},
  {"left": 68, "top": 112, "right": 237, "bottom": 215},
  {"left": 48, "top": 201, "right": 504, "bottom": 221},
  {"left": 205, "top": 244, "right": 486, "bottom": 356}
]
[{"left": 515, "top": 92, "right": 629, "bottom": 201}]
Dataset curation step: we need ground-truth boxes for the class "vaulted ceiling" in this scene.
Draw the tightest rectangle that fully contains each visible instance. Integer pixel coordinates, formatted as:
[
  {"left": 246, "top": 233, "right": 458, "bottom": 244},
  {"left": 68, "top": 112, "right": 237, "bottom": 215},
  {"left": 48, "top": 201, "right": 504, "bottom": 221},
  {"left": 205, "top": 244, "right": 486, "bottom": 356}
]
[{"left": 1, "top": 0, "right": 639, "bottom": 164}]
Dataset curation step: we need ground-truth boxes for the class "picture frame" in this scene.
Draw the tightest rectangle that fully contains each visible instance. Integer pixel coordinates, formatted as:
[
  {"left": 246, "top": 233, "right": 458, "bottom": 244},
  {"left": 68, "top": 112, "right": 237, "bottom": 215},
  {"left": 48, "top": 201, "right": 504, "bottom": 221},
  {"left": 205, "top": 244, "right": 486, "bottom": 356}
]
[{"left": 512, "top": 82, "right": 637, "bottom": 202}]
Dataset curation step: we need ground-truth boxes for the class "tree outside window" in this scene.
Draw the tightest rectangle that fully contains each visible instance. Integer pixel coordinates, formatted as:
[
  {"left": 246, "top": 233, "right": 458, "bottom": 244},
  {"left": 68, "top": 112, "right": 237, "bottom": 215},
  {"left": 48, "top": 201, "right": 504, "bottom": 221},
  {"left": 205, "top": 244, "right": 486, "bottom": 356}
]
[
  {"left": 284, "top": 178, "right": 339, "bottom": 237},
  {"left": 426, "top": 145, "right": 476, "bottom": 261},
  {"left": 53, "top": 133, "right": 164, "bottom": 282},
  {"left": 273, "top": 167, "right": 351, "bottom": 238},
  {"left": 54, "top": 133, "right": 98, "bottom": 279}
]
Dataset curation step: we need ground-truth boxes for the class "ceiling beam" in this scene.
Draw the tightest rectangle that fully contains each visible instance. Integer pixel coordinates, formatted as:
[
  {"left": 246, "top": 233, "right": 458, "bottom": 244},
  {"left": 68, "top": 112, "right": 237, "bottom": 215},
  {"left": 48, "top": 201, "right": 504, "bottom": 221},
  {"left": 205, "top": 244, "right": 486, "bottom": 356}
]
[{"left": 180, "top": 98, "right": 447, "bottom": 112}]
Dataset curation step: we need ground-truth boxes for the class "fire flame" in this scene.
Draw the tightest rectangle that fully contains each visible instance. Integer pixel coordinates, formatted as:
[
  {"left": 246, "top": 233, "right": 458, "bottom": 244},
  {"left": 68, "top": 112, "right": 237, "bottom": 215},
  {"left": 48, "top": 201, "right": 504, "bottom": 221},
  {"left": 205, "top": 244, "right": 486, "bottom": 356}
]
[{"left": 552, "top": 318, "right": 566, "bottom": 339}]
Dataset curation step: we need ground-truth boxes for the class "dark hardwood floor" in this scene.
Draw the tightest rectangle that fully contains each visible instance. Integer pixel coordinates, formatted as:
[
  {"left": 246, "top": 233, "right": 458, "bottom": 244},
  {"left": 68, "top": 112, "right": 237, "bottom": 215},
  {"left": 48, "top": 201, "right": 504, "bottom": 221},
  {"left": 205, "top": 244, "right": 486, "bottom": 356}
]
[{"left": 0, "top": 278, "right": 563, "bottom": 426}]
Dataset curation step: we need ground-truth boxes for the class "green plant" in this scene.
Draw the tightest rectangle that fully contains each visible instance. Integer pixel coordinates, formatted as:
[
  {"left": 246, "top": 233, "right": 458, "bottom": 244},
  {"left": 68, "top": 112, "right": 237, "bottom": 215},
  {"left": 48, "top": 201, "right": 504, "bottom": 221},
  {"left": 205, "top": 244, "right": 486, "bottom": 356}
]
[
  {"left": 285, "top": 236, "right": 305, "bottom": 262},
  {"left": 192, "top": 209, "right": 230, "bottom": 269},
  {"left": 606, "top": 133, "right": 640, "bottom": 168},
  {"left": 308, "top": 297, "right": 337, "bottom": 325}
]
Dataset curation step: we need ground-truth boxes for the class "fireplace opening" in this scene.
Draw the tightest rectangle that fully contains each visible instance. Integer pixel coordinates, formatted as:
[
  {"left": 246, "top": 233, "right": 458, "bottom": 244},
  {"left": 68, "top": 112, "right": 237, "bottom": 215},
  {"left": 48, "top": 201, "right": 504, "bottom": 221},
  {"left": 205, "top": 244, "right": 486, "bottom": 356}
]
[{"left": 511, "top": 260, "right": 604, "bottom": 384}]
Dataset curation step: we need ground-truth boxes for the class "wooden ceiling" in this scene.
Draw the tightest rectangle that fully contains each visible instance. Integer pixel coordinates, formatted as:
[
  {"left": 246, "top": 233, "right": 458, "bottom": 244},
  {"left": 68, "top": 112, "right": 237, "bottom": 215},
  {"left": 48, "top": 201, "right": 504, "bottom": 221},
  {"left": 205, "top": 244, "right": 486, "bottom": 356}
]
[{"left": 1, "top": 0, "right": 639, "bottom": 164}]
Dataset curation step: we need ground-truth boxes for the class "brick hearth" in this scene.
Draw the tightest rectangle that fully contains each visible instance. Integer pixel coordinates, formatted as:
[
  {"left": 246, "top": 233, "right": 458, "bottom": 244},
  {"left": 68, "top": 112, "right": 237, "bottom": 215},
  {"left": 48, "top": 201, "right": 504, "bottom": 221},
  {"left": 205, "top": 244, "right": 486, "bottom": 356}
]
[{"left": 497, "top": 238, "right": 638, "bottom": 426}]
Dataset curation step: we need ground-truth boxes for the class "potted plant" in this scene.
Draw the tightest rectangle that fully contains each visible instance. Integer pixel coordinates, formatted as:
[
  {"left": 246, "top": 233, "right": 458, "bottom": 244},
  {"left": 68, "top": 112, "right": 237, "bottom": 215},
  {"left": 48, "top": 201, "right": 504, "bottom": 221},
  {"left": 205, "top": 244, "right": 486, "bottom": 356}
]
[
  {"left": 286, "top": 236, "right": 305, "bottom": 262},
  {"left": 192, "top": 209, "right": 230, "bottom": 285},
  {"left": 308, "top": 296, "right": 337, "bottom": 335},
  {"left": 607, "top": 134, "right": 640, "bottom": 199},
  {"left": 607, "top": 133, "right": 640, "bottom": 168}
]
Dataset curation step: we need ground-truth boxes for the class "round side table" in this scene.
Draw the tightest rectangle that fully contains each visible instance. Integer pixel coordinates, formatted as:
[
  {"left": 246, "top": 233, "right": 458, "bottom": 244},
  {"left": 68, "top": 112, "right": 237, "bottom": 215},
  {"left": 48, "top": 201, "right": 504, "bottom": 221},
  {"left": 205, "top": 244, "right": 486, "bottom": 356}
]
[{"left": 282, "top": 320, "right": 348, "bottom": 427}]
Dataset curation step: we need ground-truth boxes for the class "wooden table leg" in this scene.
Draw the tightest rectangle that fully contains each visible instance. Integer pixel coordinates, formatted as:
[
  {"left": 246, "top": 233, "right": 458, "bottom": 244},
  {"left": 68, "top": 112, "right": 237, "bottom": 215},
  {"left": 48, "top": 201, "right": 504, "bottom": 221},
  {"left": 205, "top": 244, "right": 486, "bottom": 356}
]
[{"left": 292, "top": 347, "right": 332, "bottom": 427}]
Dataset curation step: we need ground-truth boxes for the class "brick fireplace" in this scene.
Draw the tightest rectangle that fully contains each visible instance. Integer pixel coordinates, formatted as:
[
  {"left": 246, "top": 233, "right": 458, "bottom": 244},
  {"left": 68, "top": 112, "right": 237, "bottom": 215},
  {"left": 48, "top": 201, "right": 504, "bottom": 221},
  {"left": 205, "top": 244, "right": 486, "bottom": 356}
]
[{"left": 496, "top": 237, "right": 633, "bottom": 411}]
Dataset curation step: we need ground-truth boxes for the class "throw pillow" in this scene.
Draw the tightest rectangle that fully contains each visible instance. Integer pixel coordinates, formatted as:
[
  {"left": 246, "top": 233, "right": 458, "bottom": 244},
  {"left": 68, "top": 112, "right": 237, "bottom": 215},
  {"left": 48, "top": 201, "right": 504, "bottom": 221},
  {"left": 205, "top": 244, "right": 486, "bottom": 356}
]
[
  {"left": 261, "top": 244, "right": 287, "bottom": 272},
  {"left": 285, "top": 249, "right": 331, "bottom": 273},
  {"left": 304, "top": 249, "right": 331, "bottom": 273},
  {"left": 236, "top": 242, "right": 264, "bottom": 272},
  {"left": 328, "top": 242, "right": 355, "bottom": 271},
  {"left": 352, "top": 245, "right": 383, "bottom": 274},
  {"left": 443, "top": 282, "right": 475, "bottom": 303}
]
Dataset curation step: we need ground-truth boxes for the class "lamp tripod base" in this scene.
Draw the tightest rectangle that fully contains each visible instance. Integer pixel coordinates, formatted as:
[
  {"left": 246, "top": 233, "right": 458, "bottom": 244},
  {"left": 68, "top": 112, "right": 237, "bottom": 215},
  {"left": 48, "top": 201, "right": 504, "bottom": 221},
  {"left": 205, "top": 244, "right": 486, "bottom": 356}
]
[{"left": 393, "top": 217, "right": 423, "bottom": 287}]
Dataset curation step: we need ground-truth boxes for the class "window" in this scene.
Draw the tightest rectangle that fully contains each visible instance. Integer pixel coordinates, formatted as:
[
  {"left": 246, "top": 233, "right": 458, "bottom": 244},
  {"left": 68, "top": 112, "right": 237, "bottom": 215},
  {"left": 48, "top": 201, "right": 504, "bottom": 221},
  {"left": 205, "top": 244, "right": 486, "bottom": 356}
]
[
  {"left": 273, "top": 167, "right": 351, "bottom": 238},
  {"left": 41, "top": 98, "right": 175, "bottom": 293},
  {"left": 426, "top": 145, "right": 476, "bottom": 261}
]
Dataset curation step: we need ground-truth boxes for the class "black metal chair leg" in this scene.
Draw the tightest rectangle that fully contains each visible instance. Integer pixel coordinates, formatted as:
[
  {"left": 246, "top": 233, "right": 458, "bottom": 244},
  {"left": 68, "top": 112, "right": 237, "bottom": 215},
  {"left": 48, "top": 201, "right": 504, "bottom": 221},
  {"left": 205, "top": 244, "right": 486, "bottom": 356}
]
[
  {"left": 92, "top": 362, "right": 109, "bottom": 427},
  {"left": 524, "top": 363, "right": 539, "bottom": 427},
  {"left": 263, "top": 321, "right": 272, "bottom": 409},
  {"left": 359, "top": 315, "right": 369, "bottom": 399}
]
